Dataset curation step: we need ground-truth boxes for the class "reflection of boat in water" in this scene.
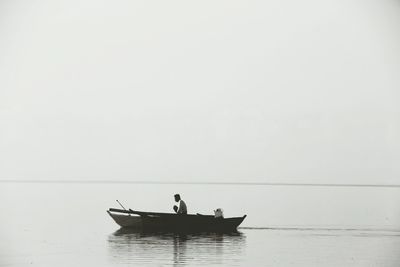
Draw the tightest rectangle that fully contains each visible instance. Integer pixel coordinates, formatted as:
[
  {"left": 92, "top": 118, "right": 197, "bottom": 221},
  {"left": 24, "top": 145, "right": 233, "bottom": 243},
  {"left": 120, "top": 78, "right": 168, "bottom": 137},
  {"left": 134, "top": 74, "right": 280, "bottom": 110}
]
[
  {"left": 107, "top": 228, "right": 246, "bottom": 266},
  {"left": 107, "top": 208, "right": 247, "bottom": 233}
]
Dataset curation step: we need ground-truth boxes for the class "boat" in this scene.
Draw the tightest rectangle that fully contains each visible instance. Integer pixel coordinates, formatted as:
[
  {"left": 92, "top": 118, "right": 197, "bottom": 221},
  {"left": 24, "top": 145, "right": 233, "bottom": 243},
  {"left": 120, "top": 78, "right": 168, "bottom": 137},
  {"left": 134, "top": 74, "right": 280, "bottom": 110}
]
[{"left": 107, "top": 208, "right": 247, "bottom": 233}]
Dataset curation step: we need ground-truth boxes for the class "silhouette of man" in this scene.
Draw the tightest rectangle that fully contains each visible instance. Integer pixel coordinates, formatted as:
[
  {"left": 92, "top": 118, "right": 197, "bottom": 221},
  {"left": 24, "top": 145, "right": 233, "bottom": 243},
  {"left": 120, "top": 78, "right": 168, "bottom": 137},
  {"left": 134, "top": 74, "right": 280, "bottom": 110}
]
[{"left": 173, "top": 194, "right": 187, "bottom": 214}]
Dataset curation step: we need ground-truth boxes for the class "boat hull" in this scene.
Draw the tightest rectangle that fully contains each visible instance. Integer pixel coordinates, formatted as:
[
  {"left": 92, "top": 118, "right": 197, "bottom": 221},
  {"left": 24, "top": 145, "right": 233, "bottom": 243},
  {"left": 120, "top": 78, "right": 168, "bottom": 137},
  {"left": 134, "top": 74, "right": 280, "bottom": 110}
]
[
  {"left": 107, "top": 211, "right": 142, "bottom": 228},
  {"left": 107, "top": 209, "right": 246, "bottom": 233}
]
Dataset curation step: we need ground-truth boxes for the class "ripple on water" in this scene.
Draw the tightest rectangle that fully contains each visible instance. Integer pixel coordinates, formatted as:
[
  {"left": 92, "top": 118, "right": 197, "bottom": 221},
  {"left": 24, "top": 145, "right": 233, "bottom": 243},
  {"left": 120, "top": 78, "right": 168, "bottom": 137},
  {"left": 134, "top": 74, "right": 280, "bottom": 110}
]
[{"left": 107, "top": 228, "right": 246, "bottom": 266}]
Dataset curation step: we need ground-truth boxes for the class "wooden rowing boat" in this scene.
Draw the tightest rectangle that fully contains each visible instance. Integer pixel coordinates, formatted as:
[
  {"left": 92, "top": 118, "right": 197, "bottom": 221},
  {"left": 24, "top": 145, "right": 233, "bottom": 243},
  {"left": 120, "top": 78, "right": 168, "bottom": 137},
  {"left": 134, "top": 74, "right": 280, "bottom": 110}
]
[{"left": 107, "top": 208, "right": 247, "bottom": 232}]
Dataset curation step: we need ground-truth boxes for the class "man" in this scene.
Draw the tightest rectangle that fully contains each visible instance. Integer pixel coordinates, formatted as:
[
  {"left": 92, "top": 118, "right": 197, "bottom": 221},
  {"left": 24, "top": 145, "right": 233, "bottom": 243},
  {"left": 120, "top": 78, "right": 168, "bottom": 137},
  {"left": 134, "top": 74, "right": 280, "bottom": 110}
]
[{"left": 173, "top": 194, "right": 187, "bottom": 214}]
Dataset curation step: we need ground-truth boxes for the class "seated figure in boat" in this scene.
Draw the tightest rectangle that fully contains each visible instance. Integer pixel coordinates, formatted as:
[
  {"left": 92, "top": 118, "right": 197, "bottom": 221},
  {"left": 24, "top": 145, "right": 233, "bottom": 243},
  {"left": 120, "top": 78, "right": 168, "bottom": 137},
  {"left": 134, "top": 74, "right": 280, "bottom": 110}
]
[{"left": 173, "top": 194, "right": 187, "bottom": 214}]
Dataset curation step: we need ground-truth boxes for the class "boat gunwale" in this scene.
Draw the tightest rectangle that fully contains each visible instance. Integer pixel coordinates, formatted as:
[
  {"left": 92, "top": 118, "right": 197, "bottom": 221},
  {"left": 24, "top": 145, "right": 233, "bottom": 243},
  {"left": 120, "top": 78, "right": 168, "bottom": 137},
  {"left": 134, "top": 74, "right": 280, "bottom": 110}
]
[{"left": 108, "top": 208, "right": 246, "bottom": 220}]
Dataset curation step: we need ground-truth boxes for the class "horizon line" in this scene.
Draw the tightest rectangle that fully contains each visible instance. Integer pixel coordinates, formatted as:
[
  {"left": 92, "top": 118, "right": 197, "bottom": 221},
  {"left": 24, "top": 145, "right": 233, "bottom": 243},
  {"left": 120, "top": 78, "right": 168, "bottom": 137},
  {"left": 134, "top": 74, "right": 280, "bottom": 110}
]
[{"left": 1, "top": 179, "right": 400, "bottom": 188}]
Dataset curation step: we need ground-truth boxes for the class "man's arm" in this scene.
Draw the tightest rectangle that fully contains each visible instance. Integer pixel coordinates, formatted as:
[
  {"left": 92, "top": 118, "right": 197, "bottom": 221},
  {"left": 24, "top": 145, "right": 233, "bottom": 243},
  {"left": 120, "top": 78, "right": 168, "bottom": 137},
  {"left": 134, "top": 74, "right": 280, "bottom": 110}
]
[{"left": 177, "top": 200, "right": 184, "bottom": 214}]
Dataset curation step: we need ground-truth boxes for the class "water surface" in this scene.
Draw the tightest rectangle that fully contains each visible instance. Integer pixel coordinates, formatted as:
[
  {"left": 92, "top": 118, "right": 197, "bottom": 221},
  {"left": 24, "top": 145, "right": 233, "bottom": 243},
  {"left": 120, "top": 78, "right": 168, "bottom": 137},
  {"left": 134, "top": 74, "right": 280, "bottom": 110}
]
[{"left": 1, "top": 182, "right": 399, "bottom": 266}]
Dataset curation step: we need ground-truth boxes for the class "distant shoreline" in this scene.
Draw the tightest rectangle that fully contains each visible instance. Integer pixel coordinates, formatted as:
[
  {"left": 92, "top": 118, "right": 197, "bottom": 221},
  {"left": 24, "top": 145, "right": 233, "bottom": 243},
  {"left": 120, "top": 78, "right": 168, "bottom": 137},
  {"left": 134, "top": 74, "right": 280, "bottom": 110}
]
[{"left": 1, "top": 179, "right": 400, "bottom": 188}]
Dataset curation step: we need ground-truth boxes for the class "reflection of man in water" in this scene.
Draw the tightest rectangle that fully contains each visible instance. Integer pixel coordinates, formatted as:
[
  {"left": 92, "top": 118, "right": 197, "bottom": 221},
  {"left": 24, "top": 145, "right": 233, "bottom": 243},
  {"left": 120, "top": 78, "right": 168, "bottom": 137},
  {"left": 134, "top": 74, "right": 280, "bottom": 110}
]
[
  {"left": 173, "top": 233, "right": 187, "bottom": 265},
  {"left": 173, "top": 194, "right": 187, "bottom": 214}
]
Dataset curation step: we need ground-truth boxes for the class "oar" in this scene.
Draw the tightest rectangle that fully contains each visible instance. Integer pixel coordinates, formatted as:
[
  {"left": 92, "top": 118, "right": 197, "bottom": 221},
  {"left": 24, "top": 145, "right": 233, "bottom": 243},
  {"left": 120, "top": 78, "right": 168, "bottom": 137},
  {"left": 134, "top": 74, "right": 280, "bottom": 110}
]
[{"left": 116, "top": 200, "right": 130, "bottom": 216}]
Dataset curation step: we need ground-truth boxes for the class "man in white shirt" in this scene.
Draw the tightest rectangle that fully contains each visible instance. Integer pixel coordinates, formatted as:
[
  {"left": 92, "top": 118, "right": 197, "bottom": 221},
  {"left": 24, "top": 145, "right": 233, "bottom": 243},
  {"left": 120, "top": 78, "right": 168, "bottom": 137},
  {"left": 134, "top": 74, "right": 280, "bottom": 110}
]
[{"left": 173, "top": 194, "right": 187, "bottom": 214}]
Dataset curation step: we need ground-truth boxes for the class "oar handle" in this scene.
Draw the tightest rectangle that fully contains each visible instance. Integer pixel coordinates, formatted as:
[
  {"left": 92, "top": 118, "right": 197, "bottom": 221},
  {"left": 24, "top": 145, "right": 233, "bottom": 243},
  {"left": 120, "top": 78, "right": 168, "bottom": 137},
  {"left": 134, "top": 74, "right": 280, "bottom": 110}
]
[
  {"left": 116, "top": 200, "right": 127, "bottom": 210},
  {"left": 116, "top": 200, "right": 131, "bottom": 216}
]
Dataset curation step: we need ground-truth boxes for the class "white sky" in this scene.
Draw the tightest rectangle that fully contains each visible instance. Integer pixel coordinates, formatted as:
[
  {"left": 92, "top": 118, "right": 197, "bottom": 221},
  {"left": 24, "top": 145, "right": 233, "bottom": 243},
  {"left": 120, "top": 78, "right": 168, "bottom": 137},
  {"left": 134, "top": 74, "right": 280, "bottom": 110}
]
[{"left": 1, "top": 0, "right": 399, "bottom": 184}]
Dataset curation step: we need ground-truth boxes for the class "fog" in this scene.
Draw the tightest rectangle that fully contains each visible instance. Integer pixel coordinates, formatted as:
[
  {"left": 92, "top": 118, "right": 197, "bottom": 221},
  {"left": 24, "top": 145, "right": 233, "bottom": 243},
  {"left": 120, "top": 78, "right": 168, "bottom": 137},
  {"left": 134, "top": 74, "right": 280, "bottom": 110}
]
[{"left": 1, "top": 0, "right": 399, "bottom": 184}]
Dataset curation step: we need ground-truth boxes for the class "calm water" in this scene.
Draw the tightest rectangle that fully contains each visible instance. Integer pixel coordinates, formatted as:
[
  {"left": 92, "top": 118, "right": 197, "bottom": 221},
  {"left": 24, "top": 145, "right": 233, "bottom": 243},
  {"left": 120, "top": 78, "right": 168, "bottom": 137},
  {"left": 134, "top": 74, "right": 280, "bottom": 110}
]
[{"left": 1, "top": 182, "right": 400, "bottom": 266}]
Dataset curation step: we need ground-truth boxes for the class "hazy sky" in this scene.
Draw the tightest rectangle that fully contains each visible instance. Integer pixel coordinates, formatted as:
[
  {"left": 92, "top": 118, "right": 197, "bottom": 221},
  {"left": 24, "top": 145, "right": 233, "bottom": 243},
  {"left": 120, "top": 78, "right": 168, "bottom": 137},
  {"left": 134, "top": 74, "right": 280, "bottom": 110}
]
[{"left": 1, "top": 0, "right": 399, "bottom": 184}]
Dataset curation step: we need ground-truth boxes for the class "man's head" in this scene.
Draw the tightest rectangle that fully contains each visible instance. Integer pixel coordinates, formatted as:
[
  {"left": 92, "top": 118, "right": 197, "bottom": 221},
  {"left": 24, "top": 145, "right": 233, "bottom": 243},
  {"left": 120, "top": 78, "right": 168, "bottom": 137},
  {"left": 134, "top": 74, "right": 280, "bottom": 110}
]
[{"left": 174, "top": 194, "right": 181, "bottom": 202}]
